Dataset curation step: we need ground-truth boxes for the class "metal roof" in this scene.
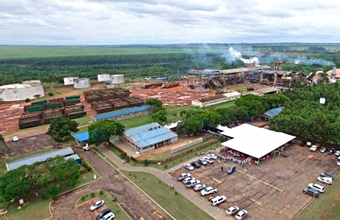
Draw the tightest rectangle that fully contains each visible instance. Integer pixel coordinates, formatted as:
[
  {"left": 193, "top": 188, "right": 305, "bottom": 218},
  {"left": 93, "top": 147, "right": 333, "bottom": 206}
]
[
  {"left": 72, "top": 132, "right": 89, "bottom": 142},
  {"left": 94, "top": 105, "right": 150, "bottom": 121},
  {"left": 220, "top": 65, "right": 271, "bottom": 74},
  {"left": 263, "top": 107, "right": 284, "bottom": 118},
  {"left": 256, "top": 87, "right": 279, "bottom": 94},
  {"left": 7, "top": 147, "right": 74, "bottom": 171},
  {"left": 124, "top": 123, "right": 178, "bottom": 149},
  {"left": 64, "top": 154, "right": 80, "bottom": 161}
]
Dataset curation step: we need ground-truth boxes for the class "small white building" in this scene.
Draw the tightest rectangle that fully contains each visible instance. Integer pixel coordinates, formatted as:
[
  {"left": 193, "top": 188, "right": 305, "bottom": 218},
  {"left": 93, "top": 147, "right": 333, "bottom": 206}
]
[
  {"left": 63, "top": 77, "right": 79, "bottom": 85},
  {"left": 192, "top": 91, "right": 241, "bottom": 108},
  {"left": 120, "top": 122, "right": 178, "bottom": 153},
  {"left": 97, "top": 74, "right": 112, "bottom": 82},
  {"left": 74, "top": 78, "right": 91, "bottom": 89},
  {"left": 111, "top": 74, "right": 125, "bottom": 84}
]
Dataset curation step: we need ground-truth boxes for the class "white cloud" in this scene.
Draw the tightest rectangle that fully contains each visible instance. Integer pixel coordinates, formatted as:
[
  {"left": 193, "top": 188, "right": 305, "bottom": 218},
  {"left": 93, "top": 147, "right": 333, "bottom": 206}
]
[{"left": 0, "top": 0, "right": 340, "bottom": 44}]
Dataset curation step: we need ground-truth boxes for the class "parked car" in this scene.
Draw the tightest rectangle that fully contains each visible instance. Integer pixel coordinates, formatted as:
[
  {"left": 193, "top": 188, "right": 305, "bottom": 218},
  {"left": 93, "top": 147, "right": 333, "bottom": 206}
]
[
  {"left": 328, "top": 148, "right": 335, "bottom": 155},
  {"left": 83, "top": 144, "right": 90, "bottom": 151},
  {"left": 198, "top": 158, "right": 208, "bottom": 166},
  {"left": 310, "top": 145, "right": 318, "bottom": 152},
  {"left": 200, "top": 186, "right": 217, "bottom": 196},
  {"left": 317, "top": 176, "right": 332, "bottom": 185},
  {"left": 102, "top": 212, "right": 115, "bottom": 220},
  {"left": 235, "top": 210, "right": 248, "bottom": 220},
  {"left": 303, "top": 187, "right": 319, "bottom": 198},
  {"left": 185, "top": 179, "right": 201, "bottom": 188},
  {"left": 12, "top": 136, "right": 19, "bottom": 142},
  {"left": 177, "top": 173, "right": 191, "bottom": 181},
  {"left": 96, "top": 209, "right": 112, "bottom": 220},
  {"left": 210, "top": 195, "right": 226, "bottom": 206},
  {"left": 335, "top": 150, "right": 340, "bottom": 156},
  {"left": 300, "top": 141, "right": 306, "bottom": 147},
  {"left": 183, "top": 177, "right": 194, "bottom": 184},
  {"left": 191, "top": 161, "right": 201, "bottom": 169},
  {"left": 320, "top": 147, "right": 327, "bottom": 153},
  {"left": 308, "top": 183, "right": 325, "bottom": 193},
  {"left": 184, "top": 163, "right": 194, "bottom": 171},
  {"left": 207, "top": 153, "right": 217, "bottom": 160},
  {"left": 90, "top": 200, "right": 105, "bottom": 211},
  {"left": 337, "top": 160, "right": 340, "bottom": 166},
  {"left": 306, "top": 142, "right": 312, "bottom": 147},
  {"left": 227, "top": 166, "right": 236, "bottom": 174},
  {"left": 207, "top": 158, "right": 215, "bottom": 164},
  {"left": 226, "top": 206, "right": 240, "bottom": 216},
  {"left": 194, "top": 183, "right": 206, "bottom": 192},
  {"left": 320, "top": 172, "right": 335, "bottom": 179}
]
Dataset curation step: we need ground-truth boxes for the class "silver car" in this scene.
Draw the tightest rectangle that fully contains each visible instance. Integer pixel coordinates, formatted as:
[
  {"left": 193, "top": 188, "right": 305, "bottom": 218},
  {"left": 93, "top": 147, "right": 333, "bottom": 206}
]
[
  {"left": 235, "top": 210, "right": 248, "bottom": 220},
  {"left": 194, "top": 183, "right": 206, "bottom": 192},
  {"left": 226, "top": 206, "right": 239, "bottom": 216}
]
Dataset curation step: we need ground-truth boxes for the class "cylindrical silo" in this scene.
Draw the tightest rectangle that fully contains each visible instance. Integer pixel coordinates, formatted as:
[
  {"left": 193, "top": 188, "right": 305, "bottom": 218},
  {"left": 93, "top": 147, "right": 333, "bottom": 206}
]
[
  {"left": 63, "top": 77, "right": 79, "bottom": 85},
  {"left": 74, "top": 78, "right": 91, "bottom": 89},
  {"left": 111, "top": 74, "right": 125, "bottom": 84},
  {"left": 97, "top": 74, "right": 112, "bottom": 82},
  {"left": 0, "top": 83, "right": 45, "bottom": 101}
]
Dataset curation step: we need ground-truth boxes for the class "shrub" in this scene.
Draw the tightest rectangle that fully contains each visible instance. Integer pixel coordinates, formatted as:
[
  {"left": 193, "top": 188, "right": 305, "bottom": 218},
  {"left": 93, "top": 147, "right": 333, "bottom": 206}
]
[
  {"left": 174, "top": 191, "right": 178, "bottom": 196},
  {"left": 112, "top": 197, "right": 117, "bottom": 202},
  {"left": 81, "top": 196, "right": 85, "bottom": 201},
  {"left": 99, "top": 190, "right": 104, "bottom": 195},
  {"left": 25, "top": 98, "right": 31, "bottom": 102},
  {"left": 91, "top": 192, "right": 95, "bottom": 198},
  {"left": 119, "top": 152, "right": 127, "bottom": 159},
  {"left": 48, "top": 92, "right": 54, "bottom": 96},
  {"left": 164, "top": 164, "right": 168, "bottom": 169},
  {"left": 143, "top": 159, "right": 149, "bottom": 166}
]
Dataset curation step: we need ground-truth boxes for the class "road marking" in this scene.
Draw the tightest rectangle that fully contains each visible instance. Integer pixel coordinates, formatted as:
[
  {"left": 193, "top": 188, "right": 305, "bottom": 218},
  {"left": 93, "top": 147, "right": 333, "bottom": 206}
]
[
  {"left": 237, "top": 170, "right": 283, "bottom": 192},
  {"left": 153, "top": 211, "right": 163, "bottom": 219},
  {"left": 250, "top": 198, "right": 262, "bottom": 205},
  {"left": 213, "top": 178, "right": 222, "bottom": 184},
  {"left": 279, "top": 204, "right": 291, "bottom": 214}
]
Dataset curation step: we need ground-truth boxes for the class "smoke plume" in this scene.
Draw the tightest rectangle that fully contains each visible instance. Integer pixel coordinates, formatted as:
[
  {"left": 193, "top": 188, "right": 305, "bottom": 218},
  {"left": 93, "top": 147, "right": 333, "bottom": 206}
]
[{"left": 228, "top": 47, "right": 260, "bottom": 66}]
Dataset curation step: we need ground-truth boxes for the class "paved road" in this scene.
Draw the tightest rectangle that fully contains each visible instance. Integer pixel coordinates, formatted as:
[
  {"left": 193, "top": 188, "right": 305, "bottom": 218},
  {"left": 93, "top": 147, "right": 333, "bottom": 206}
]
[
  {"left": 50, "top": 148, "right": 172, "bottom": 220},
  {"left": 98, "top": 145, "right": 229, "bottom": 220}
]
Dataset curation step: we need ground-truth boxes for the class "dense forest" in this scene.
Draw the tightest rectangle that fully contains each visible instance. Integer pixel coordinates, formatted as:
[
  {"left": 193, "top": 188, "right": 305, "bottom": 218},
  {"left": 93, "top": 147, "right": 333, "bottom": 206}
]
[{"left": 0, "top": 44, "right": 340, "bottom": 85}]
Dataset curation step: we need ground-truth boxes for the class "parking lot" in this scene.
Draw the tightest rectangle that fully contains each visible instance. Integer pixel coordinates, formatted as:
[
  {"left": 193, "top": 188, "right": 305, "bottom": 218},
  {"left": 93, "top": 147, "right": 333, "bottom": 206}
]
[
  {"left": 170, "top": 144, "right": 340, "bottom": 220},
  {"left": 75, "top": 198, "right": 106, "bottom": 220}
]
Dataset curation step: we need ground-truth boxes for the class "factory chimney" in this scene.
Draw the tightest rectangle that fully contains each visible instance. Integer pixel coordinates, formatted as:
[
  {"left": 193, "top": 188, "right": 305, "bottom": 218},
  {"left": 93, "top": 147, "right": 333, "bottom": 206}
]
[
  {"left": 332, "top": 66, "right": 337, "bottom": 81},
  {"left": 273, "top": 61, "right": 283, "bottom": 71}
]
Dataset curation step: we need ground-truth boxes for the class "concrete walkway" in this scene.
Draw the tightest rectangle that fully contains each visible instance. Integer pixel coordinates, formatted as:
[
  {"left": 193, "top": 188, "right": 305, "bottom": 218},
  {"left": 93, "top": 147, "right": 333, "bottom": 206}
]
[{"left": 98, "top": 145, "right": 230, "bottom": 220}]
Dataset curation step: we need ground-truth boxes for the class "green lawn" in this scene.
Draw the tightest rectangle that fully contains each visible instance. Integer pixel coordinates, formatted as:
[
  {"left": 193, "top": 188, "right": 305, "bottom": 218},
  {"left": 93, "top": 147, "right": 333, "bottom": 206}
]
[
  {"left": 5, "top": 198, "right": 51, "bottom": 220},
  {"left": 120, "top": 115, "right": 154, "bottom": 128},
  {"left": 121, "top": 171, "right": 213, "bottom": 220},
  {"left": 232, "top": 86, "right": 248, "bottom": 92},
  {"left": 294, "top": 177, "right": 340, "bottom": 220},
  {"left": 77, "top": 191, "right": 131, "bottom": 220},
  {"left": 74, "top": 116, "right": 92, "bottom": 127}
]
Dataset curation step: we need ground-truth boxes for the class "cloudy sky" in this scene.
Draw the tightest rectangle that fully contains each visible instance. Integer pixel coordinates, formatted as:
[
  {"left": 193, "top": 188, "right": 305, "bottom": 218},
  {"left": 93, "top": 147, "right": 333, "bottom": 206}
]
[{"left": 1, "top": 0, "right": 340, "bottom": 45}]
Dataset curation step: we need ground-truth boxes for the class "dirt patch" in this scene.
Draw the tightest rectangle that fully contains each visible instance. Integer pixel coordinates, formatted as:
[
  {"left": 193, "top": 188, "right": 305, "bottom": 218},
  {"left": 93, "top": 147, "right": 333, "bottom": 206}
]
[
  {"left": 170, "top": 144, "right": 340, "bottom": 220},
  {"left": 75, "top": 198, "right": 106, "bottom": 220}
]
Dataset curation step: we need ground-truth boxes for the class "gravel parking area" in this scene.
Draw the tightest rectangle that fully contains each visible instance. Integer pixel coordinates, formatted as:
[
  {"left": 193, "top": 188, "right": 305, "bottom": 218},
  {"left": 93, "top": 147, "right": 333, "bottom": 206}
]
[{"left": 171, "top": 144, "right": 340, "bottom": 220}]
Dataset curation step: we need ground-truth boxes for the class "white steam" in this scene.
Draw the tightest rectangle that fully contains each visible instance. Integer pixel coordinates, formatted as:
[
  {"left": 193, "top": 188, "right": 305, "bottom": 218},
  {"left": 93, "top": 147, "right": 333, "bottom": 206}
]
[{"left": 228, "top": 47, "right": 260, "bottom": 66}]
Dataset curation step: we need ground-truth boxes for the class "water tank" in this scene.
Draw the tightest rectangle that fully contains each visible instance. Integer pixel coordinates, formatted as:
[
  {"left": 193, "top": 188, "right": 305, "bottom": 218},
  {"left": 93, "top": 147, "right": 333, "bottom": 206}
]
[
  {"left": 97, "top": 74, "right": 112, "bottom": 82},
  {"left": 74, "top": 78, "right": 91, "bottom": 89},
  {"left": 0, "top": 82, "right": 44, "bottom": 101},
  {"left": 63, "top": 77, "right": 79, "bottom": 85},
  {"left": 111, "top": 74, "right": 125, "bottom": 84},
  {"left": 320, "top": 98, "right": 326, "bottom": 105}
]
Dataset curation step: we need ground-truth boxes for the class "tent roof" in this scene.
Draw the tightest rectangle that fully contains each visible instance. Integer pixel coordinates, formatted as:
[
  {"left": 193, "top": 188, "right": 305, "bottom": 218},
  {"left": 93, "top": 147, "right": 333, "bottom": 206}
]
[
  {"left": 221, "top": 124, "right": 295, "bottom": 159},
  {"left": 263, "top": 107, "right": 284, "bottom": 118},
  {"left": 72, "top": 132, "right": 89, "bottom": 142}
]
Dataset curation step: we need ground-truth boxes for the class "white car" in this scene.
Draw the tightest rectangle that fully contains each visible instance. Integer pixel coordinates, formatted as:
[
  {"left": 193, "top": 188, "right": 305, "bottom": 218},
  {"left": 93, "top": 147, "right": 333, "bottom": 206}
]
[
  {"left": 308, "top": 183, "right": 325, "bottom": 193},
  {"left": 337, "top": 161, "right": 340, "bottom": 166},
  {"left": 102, "top": 212, "right": 115, "bottom": 220},
  {"left": 183, "top": 177, "right": 194, "bottom": 184},
  {"left": 194, "top": 183, "right": 206, "bottom": 192},
  {"left": 200, "top": 186, "right": 217, "bottom": 196},
  {"left": 207, "top": 153, "right": 217, "bottom": 160},
  {"left": 177, "top": 173, "right": 191, "bottom": 181},
  {"left": 185, "top": 179, "right": 201, "bottom": 188},
  {"left": 226, "top": 206, "right": 240, "bottom": 216},
  {"left": 184, "top": 163, "right": 194, "bottom": 171},
  {"left": 310, "top": 145, "right": 318, "bottom": 152},
  {"left": 90, "top": 200, "right": 105, "bottom": 211},
  {"left": 12, "top": 136, "right": 19, "bottom": 142},
  {"left": 235, "top": 210, "right": 248, "bottom": 220},
  {"left": 317, "top": 176, "right": 332, "bottom": 185},
  {"left": 83, "top": 144, "right": 90, "bottom": 151},
  {"left": 335, "top": 151, "right": 340, "bottom": 156},
  {"left": 210, "top": 195, "right": 226, "bottom": 206}
]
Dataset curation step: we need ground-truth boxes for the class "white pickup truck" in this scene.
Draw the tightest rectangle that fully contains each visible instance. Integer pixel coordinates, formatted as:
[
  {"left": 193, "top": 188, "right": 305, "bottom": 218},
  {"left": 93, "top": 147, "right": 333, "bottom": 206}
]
[{"left": 82, "top": 143, "right": 90, "bottom": 151}]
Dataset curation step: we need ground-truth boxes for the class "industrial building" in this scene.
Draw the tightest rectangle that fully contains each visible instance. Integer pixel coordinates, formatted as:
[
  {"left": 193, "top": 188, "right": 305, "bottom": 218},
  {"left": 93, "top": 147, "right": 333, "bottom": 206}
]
[
  {"left": 192, "top": 91, "right": 241, "bottom": 108},
  {"left": 221, "top": 124, "right": 295, "bottom": 164},
  {"left": 63, "top": 77, "right": 79, "bottom": 85},
  {"left": 74, "top": 78, "right": 91, "bottom": 89},
  {"left": 0, "top": 81, "right": 45, "bottom": 101},
  {"left": 97, "top": 74, "right": 112, "bottom": 82},
  {"left": 111, "top": 74, "right": 125, "bottom": 84},
  {"left": 93, "top": 105, "right": 150, "bottom": 122},
  {"left": 6, "top": 147, "right": 78, "bottom": 171},
  {"left": 120, "top": 122, "right": 178, "bottom": 153},
  {"left": 327, "top": 66, "right": 340, "bottom": 83},
  {"left": 72, "top": 132, "right": 89, "bottom": 145}
]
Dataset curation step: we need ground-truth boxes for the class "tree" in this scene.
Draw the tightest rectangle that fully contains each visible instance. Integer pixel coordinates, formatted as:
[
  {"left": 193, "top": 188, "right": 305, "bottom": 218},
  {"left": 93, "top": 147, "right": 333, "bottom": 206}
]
[
  {"left": 203, "top": 110, "right": 222, "bottom": 129},
  {"left": 48, "top": 92, "right": 54, "bottom": 96},
  {"left": 216, "top": 108, "right": 237, "bottom": 125},
  {"left": 146, "top": 98, "right": 163, "bottom": 111},
  {"left": 152, "top": 110, "right": 167, "bottom": 124},
  {"left": 88, "top": 120, "right": 125, "bottom": 146},
  {"left": 0, "top": 134, "right": 4, "bottom": 143},
  {"left": 34, "top": 94, "right": 41, "bottom": 99},
  {"left": 25, "top": 98, "right": 31, "bottom": 102},
  {"left": 184, "top": 115, "right": 203, "bottom": 134},
  {"left": 47, "top": 118, "right": 79, "bottom": 142}
]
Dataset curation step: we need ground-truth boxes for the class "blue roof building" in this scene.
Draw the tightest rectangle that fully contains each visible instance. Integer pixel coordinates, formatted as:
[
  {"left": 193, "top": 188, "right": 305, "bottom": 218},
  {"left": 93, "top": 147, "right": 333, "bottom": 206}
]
[
  {"left": 72, "top": 132, "right": 89, "bottom": 144},
  {"left": 262, "top": 107, "right": 284, "bottom": 121},
  {"left": 121, "top": 122, "right": 178, "bottom": 153},
  {"left": 6, "top": 147, "right": 74, "bottom": 171},
  {"left": 94, "top": 105, "right": 150, "bottom": 121}
]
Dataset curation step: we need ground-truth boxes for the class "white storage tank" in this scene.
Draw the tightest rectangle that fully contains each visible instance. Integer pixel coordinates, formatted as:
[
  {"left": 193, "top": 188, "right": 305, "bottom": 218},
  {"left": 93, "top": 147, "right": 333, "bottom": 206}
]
[
  {"left": 111, "top": 74, "right": 125, "bottom": 84},
  {"left": 0, "top": 82, "right": 45, "bottom": 101},
  {"left": 63, "top": 77, "right": 79, "bottom": 85},
  {"left": 74, "top": 78, "right": 91, "bottom": 89},
  {"left": 97, "top": 74, "right": 112, "bottom": 82}
]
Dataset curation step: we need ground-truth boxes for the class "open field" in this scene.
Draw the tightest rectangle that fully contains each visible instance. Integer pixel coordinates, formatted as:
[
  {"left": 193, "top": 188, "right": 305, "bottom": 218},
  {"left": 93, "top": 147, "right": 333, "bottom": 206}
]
[
  {"left": 76, "top": 191, "right": 131, "bottom": 220},
  {"left": 170, "top": 144, "right": 340, "bottom": 220},
  {"left": 0, "top": 46, "right": 184, "bottom": 60},
  {"left": 121, "top": 170, "right": 214, "bottom": 220},
  {"left": 5, "top": 198, "right": 51, "bottom": 220}
]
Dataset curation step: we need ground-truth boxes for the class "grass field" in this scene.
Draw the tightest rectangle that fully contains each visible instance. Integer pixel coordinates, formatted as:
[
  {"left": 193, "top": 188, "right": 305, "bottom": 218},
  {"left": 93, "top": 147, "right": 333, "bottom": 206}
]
[
  {"left": 0, "top": 46, "right": 184, "bottom": 59},
  {"left": 121, "top": 171, "right": 214, "bottom": 220},
  {"left": 294, "top": 177, "right": 340, "bottom": 220},
  {"left": 5, "top": 198, "right": 51, "bottom": 220},
  {"left": 77, "top": 191, "right": 131, "bottom": 220}
]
